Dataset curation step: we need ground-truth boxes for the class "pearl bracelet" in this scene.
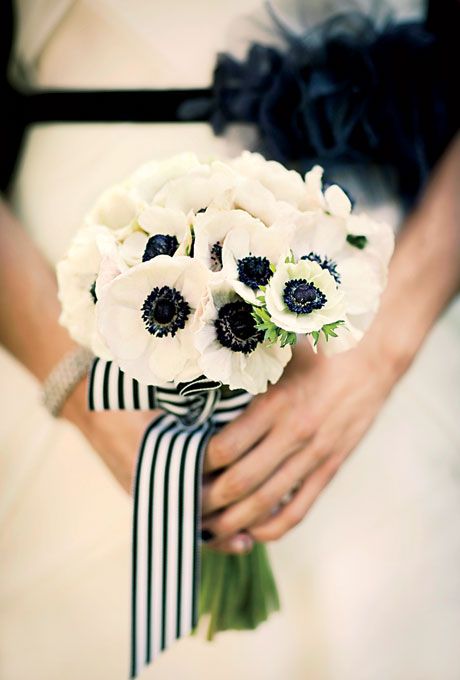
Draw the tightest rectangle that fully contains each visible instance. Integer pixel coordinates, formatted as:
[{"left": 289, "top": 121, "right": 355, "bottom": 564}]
[{"left": 41, "top": 346, "right": 94, "bottom": 417}]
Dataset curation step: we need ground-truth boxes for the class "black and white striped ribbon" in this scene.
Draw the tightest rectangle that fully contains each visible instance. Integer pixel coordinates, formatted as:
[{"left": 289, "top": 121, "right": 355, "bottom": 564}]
[{"left": 87, "top": 358, "right": 252, "bottom": 678}]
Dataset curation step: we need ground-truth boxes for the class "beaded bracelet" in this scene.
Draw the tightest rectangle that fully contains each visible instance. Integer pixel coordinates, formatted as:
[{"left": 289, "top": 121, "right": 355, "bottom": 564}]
[{"left": 41, "top": 346, "right": 94, "bottom": 417}]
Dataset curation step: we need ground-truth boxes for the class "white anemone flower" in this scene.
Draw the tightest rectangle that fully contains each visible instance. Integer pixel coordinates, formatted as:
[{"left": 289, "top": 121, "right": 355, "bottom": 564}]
[
  {"left": 152, "top": 161, "right": 237, "bottom": 213},
  {"left": 194, "top": 281, "right": 292, "bottom": 394},
  {"left": 231, "top": 178, "right": 285, "bottom": 226},
  {"left": 345, "top": 213, "right": 395, "bottom": 268},
  {"left": 97, "top": 255, "right": 210, "bottom": 386},
  {"left": 287, "top": 211, "right": 388, "bottom": 317},
  {"left": 314, "top": 212, "right": 395, "bottom": 357},
  {"left": 285, "top": 211, "right": 394, "bottom": 355},
  {"left": 126, "top": 152, "right": 203, "bottom": 203},
  {"left": 265, "top": 258, "right": 345, "bottom": 334},
  {"left": 221, "top": 216, "right": 288, "bottom": 305},
  {"left": 193, "top": 208, "right": 257, "bottom": 274},
  {"left": 118, "top": 206, "right": 189, "bottom": 266},
  {"left": 85, "top": 184, "right": 147, "bottom": 234},
  {"left": 208, "top": 176, "right": 289, "bottom": 226},
  {"left": 57, "top": 226, "right": 123, "bottom": 358},
  {"left": 230, "top": 151, "right": 308, "bottom": 208}
]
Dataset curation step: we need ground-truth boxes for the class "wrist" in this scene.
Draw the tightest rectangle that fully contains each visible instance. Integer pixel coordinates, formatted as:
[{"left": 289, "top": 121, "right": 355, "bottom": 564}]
[
  {"left": 60, "top": 376, "right": 90, "bottom": 426},
  {"left": 363, "top": 325, "right": 417, "bottom": 389},
  {"left": 362, "top": 290, "right": 431, "bottom": 387}
]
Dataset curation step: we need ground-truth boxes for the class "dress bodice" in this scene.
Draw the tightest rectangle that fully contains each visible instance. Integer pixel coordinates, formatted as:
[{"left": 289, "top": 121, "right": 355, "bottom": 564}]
[
  {"left": 11, "top": 0, "right": 426, "bottom": 90},
  {"left": 7, "top": 0, "right": 429, "bottom": 265}
]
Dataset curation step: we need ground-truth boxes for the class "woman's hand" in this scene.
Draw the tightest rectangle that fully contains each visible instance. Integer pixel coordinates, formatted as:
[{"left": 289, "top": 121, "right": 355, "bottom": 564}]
[
  {"left": 202, "top": 132, "right": 460, "bottom": 551},
  {"left": 63, "top": 378, "right": 254, "bottom": 553},
  {"left": 201, "top": 337, "right": 401, "bottom": 546}
]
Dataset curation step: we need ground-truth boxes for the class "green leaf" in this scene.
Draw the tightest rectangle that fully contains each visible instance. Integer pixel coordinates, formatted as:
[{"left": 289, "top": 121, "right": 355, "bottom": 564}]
[
  {"left": 256, "top": 307, "right": 271, "bottom": 323},
  {"left": 267, "top": 328, "right": 278, "bottom": 343},
  {"left": 269, "top": 262, "right": 276, "bottom": 273},
  {"left": 321, "top": 320, "right": 345, "bottom": 342},
  {"left": 311, "top": 330, "right": 320, "bottom": 347},
  {"left": 251, "top": 308, "right": 265, "bottom": 323},
  {"left": 346, "top": 234, "right": 368, "bottom": 249}
]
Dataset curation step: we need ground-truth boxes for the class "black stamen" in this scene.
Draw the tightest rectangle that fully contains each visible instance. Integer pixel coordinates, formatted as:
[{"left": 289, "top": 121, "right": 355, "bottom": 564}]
[
  {"left": 237, "top": 255, "right": 273, "bottom": 290},
  {"left": 142, "top": 234, "right": 179, "bottom": 262},
  {"left": 301, "top": 252, "right": 322, "bottom": 266},
  {"left": 141, "top": 285, "right": 191, "bottom": 337},
  {"left": 215, "top": 300, "right": 263, "bottom": 354},
  {"left": 283, "top": 278, "right": 327, "bottom": 314}
]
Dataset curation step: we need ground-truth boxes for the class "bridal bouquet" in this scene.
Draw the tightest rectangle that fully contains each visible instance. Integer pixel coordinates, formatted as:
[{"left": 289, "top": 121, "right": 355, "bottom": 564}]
[{"left": 57, "top": 151, "right": 393, "bottom": 666}]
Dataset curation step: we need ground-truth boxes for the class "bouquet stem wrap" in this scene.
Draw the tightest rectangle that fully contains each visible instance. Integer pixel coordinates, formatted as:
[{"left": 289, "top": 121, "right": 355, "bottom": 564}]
[{"left": 88, "top": 358, "right": 280, "bottom": 678}]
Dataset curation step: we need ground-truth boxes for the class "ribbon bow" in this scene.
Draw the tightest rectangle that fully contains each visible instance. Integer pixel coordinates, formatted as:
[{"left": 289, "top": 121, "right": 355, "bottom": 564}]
[{"left": 88, "top": 358, "right": 252, "bottom": 677}]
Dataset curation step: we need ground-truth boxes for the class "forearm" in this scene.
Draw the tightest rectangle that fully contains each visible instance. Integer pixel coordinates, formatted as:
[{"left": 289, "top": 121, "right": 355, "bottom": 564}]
[
  {"left": 364, "top": 132, "right": 460, "bottom": 376},
  {"left": 0, "top": 198, "right": 76, "bottom": 382}
]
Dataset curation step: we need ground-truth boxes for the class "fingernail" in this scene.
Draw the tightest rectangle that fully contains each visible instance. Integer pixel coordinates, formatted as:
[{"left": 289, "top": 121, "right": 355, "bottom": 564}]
[
  {"left": 232, "top": 535, "right": 253, "bottom": 553},
  {"left": 201, "top": 528, "right": 215, "bottom": 543}
]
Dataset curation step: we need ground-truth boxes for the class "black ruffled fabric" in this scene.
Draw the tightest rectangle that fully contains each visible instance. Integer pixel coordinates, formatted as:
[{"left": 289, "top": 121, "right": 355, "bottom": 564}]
[{"left": 180, "top": 8, "right": 459, "bottom": 205}]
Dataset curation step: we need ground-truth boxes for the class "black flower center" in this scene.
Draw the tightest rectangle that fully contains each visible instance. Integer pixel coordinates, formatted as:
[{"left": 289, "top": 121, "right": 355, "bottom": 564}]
[
  {"left": 214, "top": 300, "right": 263, "bottom": 354},
  {"left": 283, "top": 279, "right": 327, "bottom": 314},
  {"left": 141, "top": 285, "right": 191, "bottom": 337},
  {"left": 301, "top": 252, "right": 341, "bottom": 284},
  {"left": 237, "top": 255, "right": 273, "bottom": 290},
  {"left": 142, "top": 234, "right": 179, "bottom": 262},
  {"left": 89, "top": 280, "right": 98, "bottom": 304},
  {"left": 210, "top": 241, "right": 223, "bottom": 271}
]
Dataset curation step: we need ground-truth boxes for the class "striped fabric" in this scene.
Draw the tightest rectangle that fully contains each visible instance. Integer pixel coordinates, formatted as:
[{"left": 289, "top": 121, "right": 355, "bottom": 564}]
[{"left": 87, "top": 359, "right": 252, "bottom": 678}]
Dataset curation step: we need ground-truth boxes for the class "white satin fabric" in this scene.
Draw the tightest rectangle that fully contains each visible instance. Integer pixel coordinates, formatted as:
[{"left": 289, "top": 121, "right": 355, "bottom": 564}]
[{"left": 2, "top": 2, "right": 460, "bottom": 680}]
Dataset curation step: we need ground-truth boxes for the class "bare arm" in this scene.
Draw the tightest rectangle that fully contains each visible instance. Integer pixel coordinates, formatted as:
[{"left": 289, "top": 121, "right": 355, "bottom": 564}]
[
  {"left": 370, "top": 131, "right": 460, "bottom": 373},
  {"left": 0, "top": 199, "right": 159, "bottom": 492},
  {"left": 0, "top": 200, "right": 76, "bottom": 382}
]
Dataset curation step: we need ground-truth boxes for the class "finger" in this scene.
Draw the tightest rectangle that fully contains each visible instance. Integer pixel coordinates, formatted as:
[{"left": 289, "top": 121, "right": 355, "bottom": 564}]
[
  {"left": 202, "top": 440, "right": 328, "bottom": 539},
  {"left": 248, "top": 450, "right": 342, "bottom": 542},
  {"left": 202, "top": 425, "right": 303, "bottom": 515},
  {"left": 203, "top": 388, "right": 287, "bottom": 473}
]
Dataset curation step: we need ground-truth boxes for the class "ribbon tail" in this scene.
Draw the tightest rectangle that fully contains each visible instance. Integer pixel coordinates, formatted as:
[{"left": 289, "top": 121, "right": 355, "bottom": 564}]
[
  {"left": 130, "top": 414, "right": 214, "bottom": 678},
  {"left": 87, "top": 357, "right": 253, "bottom": 678}
]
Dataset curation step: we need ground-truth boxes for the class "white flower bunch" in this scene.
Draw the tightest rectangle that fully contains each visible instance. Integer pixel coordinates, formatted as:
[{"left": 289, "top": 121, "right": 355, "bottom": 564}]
[{"left": 57, "top": 152, "right": 394, "bottom": 394}]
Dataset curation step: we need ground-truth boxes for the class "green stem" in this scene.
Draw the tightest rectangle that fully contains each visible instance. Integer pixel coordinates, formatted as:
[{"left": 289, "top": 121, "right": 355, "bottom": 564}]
[{"left": 198, "top": 542, "right": 280, "bottom": 640}]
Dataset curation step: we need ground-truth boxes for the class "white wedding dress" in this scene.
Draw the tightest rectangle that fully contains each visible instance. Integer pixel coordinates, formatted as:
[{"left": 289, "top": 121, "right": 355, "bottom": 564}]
[{"left": 1, "top": 1, "right": 460, "bottom": 679}]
